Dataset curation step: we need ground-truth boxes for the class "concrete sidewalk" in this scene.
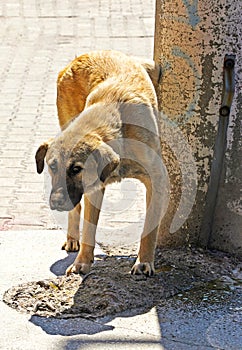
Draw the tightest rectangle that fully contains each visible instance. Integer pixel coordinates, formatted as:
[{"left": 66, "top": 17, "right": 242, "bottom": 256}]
[
  {"left": 1, "top": 231, "right": 241, "bottom": 350},
  {"left": 0, "top": 231, "right": 162, "bottom": 350},
  {"left": 0, "top": 1, "right": 241, "bottom": 349}
]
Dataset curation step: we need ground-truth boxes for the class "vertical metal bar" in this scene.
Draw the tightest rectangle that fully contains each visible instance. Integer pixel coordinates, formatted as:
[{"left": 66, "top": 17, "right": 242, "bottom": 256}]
[{"left": 199, "top": 54, "right": 236, "bottom": 248}]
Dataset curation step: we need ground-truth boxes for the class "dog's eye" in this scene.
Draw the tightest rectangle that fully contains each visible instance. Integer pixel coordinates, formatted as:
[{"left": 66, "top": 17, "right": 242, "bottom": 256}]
[
  {"left": 70, "top": 165, "right": 83, "bottom": 176},
  {"left": 49, "top": 160, "right": 57, "bottom": 173}
]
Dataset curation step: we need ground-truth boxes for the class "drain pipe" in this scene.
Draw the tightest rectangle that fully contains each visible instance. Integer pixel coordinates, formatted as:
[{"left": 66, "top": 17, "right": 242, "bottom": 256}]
[{"left": 199, "top": 54, "right": 236, "bottom": 248}]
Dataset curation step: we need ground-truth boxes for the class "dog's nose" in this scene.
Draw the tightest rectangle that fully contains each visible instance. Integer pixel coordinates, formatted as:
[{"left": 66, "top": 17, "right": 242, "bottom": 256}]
[{"left": 50, "top": 188, "right": 66, "bottom": 210}]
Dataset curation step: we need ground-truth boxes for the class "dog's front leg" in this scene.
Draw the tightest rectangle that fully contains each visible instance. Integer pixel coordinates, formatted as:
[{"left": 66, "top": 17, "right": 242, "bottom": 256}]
[
  {"left": 62, "top": 203, "right": 81, "bottom": 252},
  {"left": 131, "top": 176, "right": 163, "bottom": 276},
  {"left": 66, "top": 188, "right": 105, "bottom": 275}
]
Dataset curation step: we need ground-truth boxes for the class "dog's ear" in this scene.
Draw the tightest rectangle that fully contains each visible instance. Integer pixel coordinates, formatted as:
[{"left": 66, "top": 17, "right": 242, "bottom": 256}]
[
  {"left": 140, "top": 59, "right": 162, "bottom": 87},
  {"left": 93, "top": 143, "right": 120, "bottom": 183},
  {"left": 131, "top": 56, "right": 162, "bottom": 87},
  {"left": 144, "top": 61, "right": 162, "bottom": 86},
  {"left": 35, "top": 139, "right": 53, "bottom": 174}
]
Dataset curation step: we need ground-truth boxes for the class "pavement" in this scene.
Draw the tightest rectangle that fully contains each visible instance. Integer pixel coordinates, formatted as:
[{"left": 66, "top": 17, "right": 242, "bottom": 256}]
[{"left": 0, "top": 1, "right": 241, "bottom": 349}]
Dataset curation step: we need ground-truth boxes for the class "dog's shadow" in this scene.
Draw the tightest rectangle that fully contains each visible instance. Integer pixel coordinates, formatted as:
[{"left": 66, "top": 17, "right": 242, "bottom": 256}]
[
  {"left": 29, "top": 254, "right": 159, "bottom": 337},
  {"left": 28, "top": 248, "right": 222, "bottom": 342},
  {"left": 30, "top": 254, "right": 128, "bottom": 336},
  {"left": 30, "top": 314, "right": 114, "bottom": 336},
  {"left": 49, "top": 252, "right": 77, "bottom": 276}
]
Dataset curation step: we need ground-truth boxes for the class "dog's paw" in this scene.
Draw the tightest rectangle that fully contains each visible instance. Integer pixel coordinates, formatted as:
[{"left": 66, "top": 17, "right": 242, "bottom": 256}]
[
  {"left": 62, "top": 239, "right": 80, "bottom": 252},
  {"left": 66, "top": 262, "right": 91, "bottom": 276},
  {"left": 131, "top": 262, "right": 155, "bottom": 277}
]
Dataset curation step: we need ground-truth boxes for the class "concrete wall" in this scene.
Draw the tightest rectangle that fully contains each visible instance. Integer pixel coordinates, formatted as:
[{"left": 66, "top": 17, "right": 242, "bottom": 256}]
[{"left": 153, "top": 0, "right": 242, "bottom": 256}]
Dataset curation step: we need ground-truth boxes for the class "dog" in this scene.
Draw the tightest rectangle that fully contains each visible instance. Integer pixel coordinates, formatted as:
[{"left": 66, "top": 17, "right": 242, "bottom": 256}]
[{"left": 35, "top": 50, "right": 167, "bottom": 276}]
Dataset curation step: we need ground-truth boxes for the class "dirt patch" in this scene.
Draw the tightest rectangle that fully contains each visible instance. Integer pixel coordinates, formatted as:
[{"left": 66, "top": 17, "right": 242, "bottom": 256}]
[{"left": 3, "top": 248, "right": 241, "bottom": 319}]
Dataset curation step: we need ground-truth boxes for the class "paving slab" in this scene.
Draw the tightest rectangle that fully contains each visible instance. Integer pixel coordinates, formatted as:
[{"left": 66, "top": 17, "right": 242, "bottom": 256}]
[{"left": 0, "top": 0, "right": 155, "bottom": 231}]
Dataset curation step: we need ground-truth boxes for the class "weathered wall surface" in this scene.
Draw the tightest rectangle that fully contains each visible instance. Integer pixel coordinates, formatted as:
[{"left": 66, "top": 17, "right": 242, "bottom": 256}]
[
  {"left": 211, "top": 78, "right": 242, "bottom": 254},
  {"left": 154, "top": 0, "right": 241, "bottom": 255}
]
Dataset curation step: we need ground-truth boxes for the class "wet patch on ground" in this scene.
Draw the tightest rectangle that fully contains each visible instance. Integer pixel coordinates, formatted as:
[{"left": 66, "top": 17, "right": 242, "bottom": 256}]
[{"left": 3, "top": 248, "right": 242, "bottom": 319}]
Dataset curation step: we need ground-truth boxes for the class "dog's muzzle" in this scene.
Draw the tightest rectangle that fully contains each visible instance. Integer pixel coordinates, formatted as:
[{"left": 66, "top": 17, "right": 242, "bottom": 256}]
[
  {"left": 50, "top": 187, "right": 72, "bottom": 211},
  {"left": 50, "top": 187, "right": 82, "bottom": 211}
]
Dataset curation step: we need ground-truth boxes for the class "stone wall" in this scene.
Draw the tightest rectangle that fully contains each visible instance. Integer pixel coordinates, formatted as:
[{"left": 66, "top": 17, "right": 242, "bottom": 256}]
[{"left": 153, "top": 0, "right": 242, "bottom": 256}]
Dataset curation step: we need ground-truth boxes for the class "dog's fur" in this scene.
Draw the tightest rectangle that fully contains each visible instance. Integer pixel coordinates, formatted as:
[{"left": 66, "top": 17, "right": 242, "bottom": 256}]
[{"left": 36, "top": 50, "right": 166, "bottom": 276}]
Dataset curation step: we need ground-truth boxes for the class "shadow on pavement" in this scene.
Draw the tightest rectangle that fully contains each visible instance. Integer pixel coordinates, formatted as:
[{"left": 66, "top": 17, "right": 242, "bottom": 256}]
[
  {"left": 30, "top": 315, "right": 114, "bottom": 336},
  {"left": 50, "top": 253, "right": 77, "bottom": 276},
  {"left": 25, "top": 248, "right": 241, "bottom": 349},
  {"left": 60, "top": 339, "right": 163, "bottom": 349}
]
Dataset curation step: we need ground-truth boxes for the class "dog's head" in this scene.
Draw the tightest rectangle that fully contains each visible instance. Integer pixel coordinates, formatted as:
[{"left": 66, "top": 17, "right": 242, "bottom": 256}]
[{"left": 35, "top": 136, "right": 120, "bottom": 211}]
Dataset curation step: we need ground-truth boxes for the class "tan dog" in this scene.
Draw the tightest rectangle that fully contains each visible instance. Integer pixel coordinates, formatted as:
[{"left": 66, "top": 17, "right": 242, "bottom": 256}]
[{"left": 36, "top": 50, "right": 166, "bottom": 276}]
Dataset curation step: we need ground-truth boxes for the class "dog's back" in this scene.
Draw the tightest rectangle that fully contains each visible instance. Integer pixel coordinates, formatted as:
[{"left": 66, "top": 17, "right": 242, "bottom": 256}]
[{"left": 57, "top": 50, "right": 158, "bottom": 129}]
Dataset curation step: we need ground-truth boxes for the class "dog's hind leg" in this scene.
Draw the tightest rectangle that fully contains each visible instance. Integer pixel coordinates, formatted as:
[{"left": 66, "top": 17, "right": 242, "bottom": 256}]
[
  {"left": 66, "top": 188, "right": 105, "bottom": 275},
  {"left": 62, "top": 203, "right": 81, "bottom": 252}
]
